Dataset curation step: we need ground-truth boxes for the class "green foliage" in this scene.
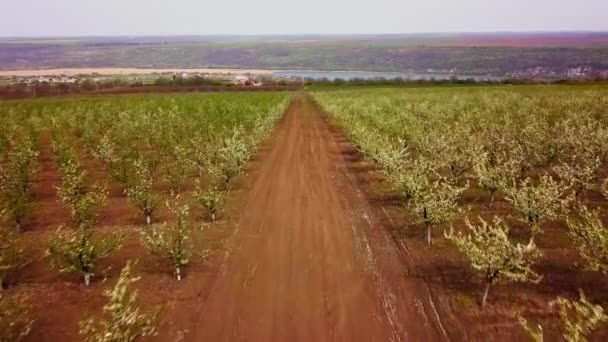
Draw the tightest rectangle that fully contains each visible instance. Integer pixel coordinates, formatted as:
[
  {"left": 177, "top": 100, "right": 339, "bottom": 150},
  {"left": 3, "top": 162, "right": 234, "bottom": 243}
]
[
  {"left": 0, "top": 137, "right": 38, "bottom": 230},
  {"left": 56, "top": 160, "right": 107, "bottom": 228},
  {"left": 503, "top": 175, "right": 570, "bottom": 239},
  {"left": 140, "top": 197, "right": 195, "bottom": 281},
  {"left": 567, "top": 205, "right": 608, "bottom": 274},
  {"left": 80, "top": 261, "right": 156, "bottom": 342},
  {"left": 472, "top": 152, "right": 517, "bottom": 202},
  {"left": 125, "top": 158, "right": 160, "bottom": 226},
  {"left": 52, "top": 132, "right": 108, "bottom": 227},
  {"left": 162, "top": 145, "right": 189, "bottom": 194},
  {"left": 554, "top": 157, "right": 601, "bottom": 198},
  {"left": 447, "top": 216, "right": 542, "bottom": 307},
  {"left": 217, "top": 126, "right": 249, "bottom": 188},
  {"left": 0, "top": 227, "right": 24, "bottom": 290},
  {"left": 387, "top": 157, "right": 432, "bottom": 204},
  {"left": 192, "top": 178, "right": 227, "bottom": 223},
  {"left": 0, "top": 294, "right": 33, "bottom": 342},
  {"left": 411, "top": 179, "right": 467, "bottom": 245},
  {"left": 47, "top": 226, "right": 123, "bottom": 285}
]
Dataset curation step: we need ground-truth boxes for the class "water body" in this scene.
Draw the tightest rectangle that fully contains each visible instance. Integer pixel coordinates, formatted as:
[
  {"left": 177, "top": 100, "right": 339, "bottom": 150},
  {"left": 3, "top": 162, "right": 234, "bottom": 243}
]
[{"left": 273, "top": 70, "right": 504, "bottom": 81}]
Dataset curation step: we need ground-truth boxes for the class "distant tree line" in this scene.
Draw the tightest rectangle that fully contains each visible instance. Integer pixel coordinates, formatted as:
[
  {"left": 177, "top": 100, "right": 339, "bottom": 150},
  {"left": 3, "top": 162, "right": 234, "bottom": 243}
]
[
  {"left": 301, "top": 75, "right": 608, "bottom": 86},
  {"left": 1, "top": 74, "right": 607, "bottom": 99}
]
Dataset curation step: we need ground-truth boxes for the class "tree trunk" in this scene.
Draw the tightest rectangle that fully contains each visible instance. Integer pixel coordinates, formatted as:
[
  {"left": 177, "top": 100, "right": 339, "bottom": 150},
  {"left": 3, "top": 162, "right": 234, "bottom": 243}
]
[
  {"left": 427, "top": 224, "right": 432, "bottom": 246},
  {"left": 482, "top": 282, "right": 491, "bottom": 308},
  {"left": 176, "top": 267, "right": 182, "bottom": 281},
  {"left": 15, "top": 221, "right": 21, "bottom": 233},
  {"left": 84, "top": 273, "right": 91, "bottom": 286},
  {"left": 146, "top": 215, "right": 151, "bottom": 226},
  {"left": 0, "top": 278, "right": 4, "bottom": 291},
  {"left": 528, "top": 231, "right": 536, "bottom": 247},
  {"left": 211, "top": 213, "right": 216, "bottom": 223}
]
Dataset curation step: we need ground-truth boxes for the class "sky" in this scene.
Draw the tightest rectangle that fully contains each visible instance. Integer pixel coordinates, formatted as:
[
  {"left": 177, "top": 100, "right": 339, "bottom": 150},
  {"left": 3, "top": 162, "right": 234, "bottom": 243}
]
[{"left": 1, "top": 0, "right": 607, "bottom": 36}]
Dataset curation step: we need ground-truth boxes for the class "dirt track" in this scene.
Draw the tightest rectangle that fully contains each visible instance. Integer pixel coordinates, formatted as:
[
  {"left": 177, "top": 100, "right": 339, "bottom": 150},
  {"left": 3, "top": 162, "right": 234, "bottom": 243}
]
[{"left": 189, "top": 95, "right": 447, "bottom": 341}]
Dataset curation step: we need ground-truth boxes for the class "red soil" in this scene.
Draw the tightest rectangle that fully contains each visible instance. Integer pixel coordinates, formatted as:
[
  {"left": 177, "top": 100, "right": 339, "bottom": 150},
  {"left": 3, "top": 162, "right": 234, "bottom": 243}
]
[{"left": 175, "top": 95, "right": 447, "bottom": 341}]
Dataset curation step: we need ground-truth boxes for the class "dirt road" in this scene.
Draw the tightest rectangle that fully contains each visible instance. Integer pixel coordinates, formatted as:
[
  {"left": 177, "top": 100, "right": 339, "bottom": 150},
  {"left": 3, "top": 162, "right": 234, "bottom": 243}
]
[{"left": 190, "top": 95, "right": 447, "bottom": 341}]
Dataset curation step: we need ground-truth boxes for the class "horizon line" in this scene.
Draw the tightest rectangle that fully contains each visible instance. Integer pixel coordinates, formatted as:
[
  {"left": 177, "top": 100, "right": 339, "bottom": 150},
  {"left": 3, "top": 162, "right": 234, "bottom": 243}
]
[{"left": 2, "top": 30, "right": 608, "bottom": 39}]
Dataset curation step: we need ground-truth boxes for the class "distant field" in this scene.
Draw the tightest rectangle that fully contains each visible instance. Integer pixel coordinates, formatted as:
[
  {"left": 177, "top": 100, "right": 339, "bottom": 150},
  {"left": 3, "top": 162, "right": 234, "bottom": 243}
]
[{"left": 1, "top": 33, "right": 608, "bottom": 78}]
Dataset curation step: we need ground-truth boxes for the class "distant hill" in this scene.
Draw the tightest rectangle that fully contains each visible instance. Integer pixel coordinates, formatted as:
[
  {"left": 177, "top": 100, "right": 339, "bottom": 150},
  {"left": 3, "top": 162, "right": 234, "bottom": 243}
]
[{"left": 1, "top": 33, "right": 608, "bottom": 78}]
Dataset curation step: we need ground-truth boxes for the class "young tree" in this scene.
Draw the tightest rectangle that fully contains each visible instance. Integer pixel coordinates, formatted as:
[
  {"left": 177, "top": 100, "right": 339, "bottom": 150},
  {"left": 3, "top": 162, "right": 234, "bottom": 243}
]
[
  {"left": 554, "top": 157, "right": 601, "bottom": 199},
  {"left": 0, "top": 139, "right": 39, "bottom": 231},
  {"left": 567, "top": 205, "right": 608, "bottom": 274},
  {"left": 0, "top": 227, "right": 24, "bottom": 291},
  {"left": 217, "top": 126, "right": 249, "bottom": 188},
  {"left": 447, "top": 216, "right": 542, "bottom": 307},
  {"left": 439, "top": 139, "right": 480, "bottom": 179},
  {"left": 47, "top": 226, "right": 123, "bottom": 286},
  {"left": 125, "top": 158, "right": 160, "bottom": 226},
  {"left": 373, "top": 138, "right": 408, "bottom": 176},
  {"left": 192, "top": 179, "right": 227, "bottom": 223},
  {"left": 521, "top": 290, "right": 608, "bottom": 342},
  {"left": 94, "top": 134, "right": 131, "bottom": 186},
  {"left": 472, "top": 152, "right": 517, "bottom": 203},
  {"left": 56, "top": 160, "right": 107, "bottom": 228},
  {"left": 187, "top": 135, "right": 211, "bottom": 178},
  {"left": 553, "top": 290, "right": 608, "bottom": 342},
  {"left": 387, "top": 157, "right": 432, "bottom": 205},
  {"left": 80, "top": 261, "right": 156, "bottom": 342},
  {"left": 162, "top": 145, "right": 188, "bottom": 194},
  {"left": 140, "top": 198, "right": 195, "bottom": 281},
  {"left": 0, "top": 294, "right": 33, "bottom": 342},
  {"left": 503, "top": 175, "right": 570, "bottom": 243},
  {"left": 411, "top": 179, "right": 467, "bottom": 245}
]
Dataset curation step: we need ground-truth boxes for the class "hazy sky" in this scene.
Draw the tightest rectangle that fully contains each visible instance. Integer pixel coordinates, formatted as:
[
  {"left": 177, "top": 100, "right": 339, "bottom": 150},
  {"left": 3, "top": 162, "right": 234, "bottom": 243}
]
[{"left": 1, "top": 0, "right": 607, "bottom": 36}]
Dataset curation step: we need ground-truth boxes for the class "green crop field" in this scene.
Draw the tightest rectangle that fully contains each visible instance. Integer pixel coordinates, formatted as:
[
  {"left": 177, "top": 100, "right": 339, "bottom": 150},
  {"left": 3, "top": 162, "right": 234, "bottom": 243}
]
[
  {"left": 3, "top": 85, "right": 608, "bottom": 341},
  {"left": 313, "top": 84, "right": 608, "bottom": 339}
]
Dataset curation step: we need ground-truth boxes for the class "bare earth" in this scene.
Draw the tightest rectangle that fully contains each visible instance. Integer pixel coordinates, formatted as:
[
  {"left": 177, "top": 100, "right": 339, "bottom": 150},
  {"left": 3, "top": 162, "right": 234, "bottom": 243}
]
[
  {"left": 181, "top": 95, "right": 446, "bottom": 341},
  {"left": 0, "top": 67, "right": 278, "bottom": 76}
]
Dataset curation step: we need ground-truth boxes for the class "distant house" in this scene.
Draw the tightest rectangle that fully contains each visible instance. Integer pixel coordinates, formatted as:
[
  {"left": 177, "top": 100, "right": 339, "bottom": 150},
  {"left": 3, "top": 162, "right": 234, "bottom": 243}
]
[
  {"left": 234, "top": 75, "right": 249, "bottom": 85},
  {"left": 234, "top": 75, "right": 262, "bottom": 86}
]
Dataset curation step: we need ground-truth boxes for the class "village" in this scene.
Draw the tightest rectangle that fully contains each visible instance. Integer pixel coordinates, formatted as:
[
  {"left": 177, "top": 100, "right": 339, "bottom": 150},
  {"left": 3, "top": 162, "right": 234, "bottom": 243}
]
[{"left": 0, "top": 71, "right": 269, "bottom": 87}]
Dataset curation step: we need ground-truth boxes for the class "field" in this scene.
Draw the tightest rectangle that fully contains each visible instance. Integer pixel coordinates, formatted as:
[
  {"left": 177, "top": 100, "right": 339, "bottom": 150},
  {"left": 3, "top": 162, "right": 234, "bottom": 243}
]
[
  {"left": 2, "top": 84, "right": 608, "bottom": 341},
  {"left": 2, "top": 34, "right": 608, "bottom": 78},
  {"left": 313, "top": 85, "right": 608, "bottom": 340}
]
